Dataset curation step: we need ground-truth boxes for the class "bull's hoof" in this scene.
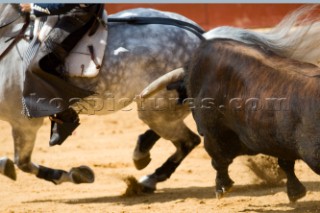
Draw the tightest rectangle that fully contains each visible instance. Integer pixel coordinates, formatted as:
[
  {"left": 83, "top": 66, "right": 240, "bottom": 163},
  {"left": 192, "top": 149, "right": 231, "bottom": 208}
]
[
  {"left": 69, "top": 166, "right": 95, "bottom": 184},
  {"left": 139, "top": 175, "right": 157, "bottom": 193},
  {"left": 215, "top": 186, "right": 232, "bottom": 199},
  {"left": 288, "top": 183, "right": 306, "bottom": 203},
  {"left": 216, "top": 190, "right": 224, "bottom": 199},
  {"left": 215, "top": 177, "right": 234, "bottom": 199},
  {"left": 133, "top": 155, "right": 151, "bottom": 170},
  {"left": 4, "top": 158, "right": 16, "bottom": 181}
]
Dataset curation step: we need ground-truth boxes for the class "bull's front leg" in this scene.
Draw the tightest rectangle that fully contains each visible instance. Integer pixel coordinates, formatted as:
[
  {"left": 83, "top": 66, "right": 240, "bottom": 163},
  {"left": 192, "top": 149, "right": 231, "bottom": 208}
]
[
  {"left": 211, "top": 159, "right": 234, "bottom": 198},
  {"left": 203, "top": 131, "right": 240, "bottom": 198},
  {"left": 278, "top": 159, "right": 306, "bottom": 202}
]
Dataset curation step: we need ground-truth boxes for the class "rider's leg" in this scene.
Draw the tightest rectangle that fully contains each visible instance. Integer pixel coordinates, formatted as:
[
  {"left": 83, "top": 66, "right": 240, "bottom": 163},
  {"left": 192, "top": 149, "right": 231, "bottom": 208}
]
[
  {"left": 48, "top": 8, "right": 99, "bottom": 146},
  {"left": 26, "top": 6, "right": 99, "bottom": 146}
]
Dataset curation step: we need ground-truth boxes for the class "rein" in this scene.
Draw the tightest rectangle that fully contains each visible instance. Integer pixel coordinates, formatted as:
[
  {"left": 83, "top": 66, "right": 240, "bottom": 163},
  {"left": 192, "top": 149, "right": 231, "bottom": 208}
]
[
  {"left": 0, "top": 13, "right": 30, "bottom": 61},
  {"left": 108, "top": 17, "right": 206, "bottom": 41},
  {"left": 0, "top": 15, "right": 20, "bottom": 29}
]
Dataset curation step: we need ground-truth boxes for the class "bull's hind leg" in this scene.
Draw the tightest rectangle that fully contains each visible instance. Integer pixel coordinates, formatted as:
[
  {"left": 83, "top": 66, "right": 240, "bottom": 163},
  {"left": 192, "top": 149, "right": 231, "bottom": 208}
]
[
  {"left": 278, "top": 159, "right": 306, "bottom": 202},
  {"left": 137, "top": 108, "right": 200, "bottom": 192},
  {"left": 11, "top": 120, "right": 94, "bottom": 184}
]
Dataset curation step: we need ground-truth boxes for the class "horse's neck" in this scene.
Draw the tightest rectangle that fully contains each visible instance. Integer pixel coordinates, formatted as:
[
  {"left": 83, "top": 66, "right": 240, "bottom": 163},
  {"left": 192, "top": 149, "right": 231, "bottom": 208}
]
[{"left": 0, "top": 37, "right": 28, "bottom": 86}]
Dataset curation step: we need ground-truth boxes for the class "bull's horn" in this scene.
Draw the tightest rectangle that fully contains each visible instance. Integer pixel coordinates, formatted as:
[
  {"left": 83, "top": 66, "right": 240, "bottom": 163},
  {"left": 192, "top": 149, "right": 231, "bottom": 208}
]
[{"left": 139, "top": 67, "right": 185, "bottom": 98}]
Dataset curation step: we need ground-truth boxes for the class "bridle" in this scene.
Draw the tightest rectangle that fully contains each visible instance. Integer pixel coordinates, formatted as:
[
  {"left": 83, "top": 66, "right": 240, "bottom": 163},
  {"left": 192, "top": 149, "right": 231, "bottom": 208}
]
[{"left": 0, "top": 7, "right": 30, "bottom": 61}]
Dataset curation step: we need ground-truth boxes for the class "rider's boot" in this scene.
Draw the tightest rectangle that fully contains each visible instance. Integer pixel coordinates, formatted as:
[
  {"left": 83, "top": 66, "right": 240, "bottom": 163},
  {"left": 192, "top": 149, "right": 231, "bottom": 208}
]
[{"left": 49, "top": 108, "right": 80, "bottom": 146}]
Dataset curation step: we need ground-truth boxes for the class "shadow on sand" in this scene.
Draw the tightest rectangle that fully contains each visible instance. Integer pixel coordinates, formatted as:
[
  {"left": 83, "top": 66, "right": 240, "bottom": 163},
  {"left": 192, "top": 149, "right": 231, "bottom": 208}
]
[
  {"left": 238, "top": 200, "right": 320, "bottom": 213},
  {"left": 25, "top": 181, "right": 320, "bottom": 212}
]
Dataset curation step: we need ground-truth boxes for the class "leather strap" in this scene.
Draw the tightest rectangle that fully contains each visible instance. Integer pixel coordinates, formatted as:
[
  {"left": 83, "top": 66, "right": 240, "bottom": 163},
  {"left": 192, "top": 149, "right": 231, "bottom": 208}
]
[
  {"left": 108, "top": 16, "right": 205, "bottom": 41},
  {"left": 0, "top": 13, "right": 30, "bottom": 61},
  {"left": 88, "top": 4, "right": 105, "bottom": 36}
]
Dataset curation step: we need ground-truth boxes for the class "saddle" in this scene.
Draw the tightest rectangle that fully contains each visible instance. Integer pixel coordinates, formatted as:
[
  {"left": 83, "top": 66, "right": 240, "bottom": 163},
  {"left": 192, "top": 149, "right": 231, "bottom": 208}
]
[{"left": 29, "top": 11, "right": 108, "bottom": 78}]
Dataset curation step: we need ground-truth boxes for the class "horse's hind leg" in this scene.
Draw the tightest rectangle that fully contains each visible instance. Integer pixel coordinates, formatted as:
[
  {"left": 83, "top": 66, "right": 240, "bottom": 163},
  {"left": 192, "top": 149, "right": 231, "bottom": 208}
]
[
  {"left": 137, "top": 108, "right": 200, "bottom": 192},
  {"left": 133, "top": 129, "right": 160, "bottom": 170},
  {"left": 11, "top": 119, "right": 94, "bottom": 184}
]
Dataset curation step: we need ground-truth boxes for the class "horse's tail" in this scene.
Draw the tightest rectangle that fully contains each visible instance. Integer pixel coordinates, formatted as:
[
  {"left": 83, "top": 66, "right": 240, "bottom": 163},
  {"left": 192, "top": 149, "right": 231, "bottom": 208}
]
[{"left": 204, "top": 5, "right": 320, "bottom": 65}]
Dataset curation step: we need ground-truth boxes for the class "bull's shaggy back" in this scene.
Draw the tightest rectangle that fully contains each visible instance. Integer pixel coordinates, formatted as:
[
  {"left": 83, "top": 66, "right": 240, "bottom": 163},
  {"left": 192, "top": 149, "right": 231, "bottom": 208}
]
[{"left": 187, "top": 38, "right": 320, "bottom": 117}]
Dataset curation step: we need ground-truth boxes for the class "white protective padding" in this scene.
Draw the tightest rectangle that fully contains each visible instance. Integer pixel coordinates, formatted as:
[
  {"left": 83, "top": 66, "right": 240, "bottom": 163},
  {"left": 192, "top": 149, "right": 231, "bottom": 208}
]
[{"left": 36, "top": 12, "right": 108, "bottom": 77}]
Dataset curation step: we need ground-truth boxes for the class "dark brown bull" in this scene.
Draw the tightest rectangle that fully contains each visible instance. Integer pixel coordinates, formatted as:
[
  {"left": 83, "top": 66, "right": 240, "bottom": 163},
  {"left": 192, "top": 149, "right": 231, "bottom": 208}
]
[
  {"left": 186, "top": 38, "right": 320, "bottom": 202},
  {"left": 139, "top": 6, "right": 320, "bottom": 200}
]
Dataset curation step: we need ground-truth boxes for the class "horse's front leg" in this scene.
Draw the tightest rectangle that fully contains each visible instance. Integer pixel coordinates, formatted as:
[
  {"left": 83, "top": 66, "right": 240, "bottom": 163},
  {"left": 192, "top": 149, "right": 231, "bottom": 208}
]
[{"left": 11, "top": 120, "right": 94, "bottom": 184}]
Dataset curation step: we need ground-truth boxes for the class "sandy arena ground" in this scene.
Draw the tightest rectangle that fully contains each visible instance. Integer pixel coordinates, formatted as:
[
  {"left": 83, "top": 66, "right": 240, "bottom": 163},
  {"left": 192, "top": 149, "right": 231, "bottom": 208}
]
[{"left": 1, "top": 106, "right": 320, "bottom": 212}]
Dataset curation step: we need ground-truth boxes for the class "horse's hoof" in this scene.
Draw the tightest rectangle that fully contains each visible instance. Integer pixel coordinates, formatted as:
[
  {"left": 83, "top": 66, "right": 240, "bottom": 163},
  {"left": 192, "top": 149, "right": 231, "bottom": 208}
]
[
  {"left": 69, "top": 166, "right": 95, "bottom": 184},
  {"left": 139, "top": 175, "right": 156, "bottom": 193},
  {"left": 133, "top": 155, "right": 151, "bottom": 170},
  {"left": 4, "top": 158, "right": 16, "bottom": 181},
  {"left": 141, "top": 184, "right": 156, "bottom": 193}
]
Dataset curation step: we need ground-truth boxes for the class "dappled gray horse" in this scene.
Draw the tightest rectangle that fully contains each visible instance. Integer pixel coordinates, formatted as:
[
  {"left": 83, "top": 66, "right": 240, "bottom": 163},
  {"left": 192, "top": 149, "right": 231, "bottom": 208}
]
[{"left": 0, "top": 4, "right": 202, "bottom": 188}]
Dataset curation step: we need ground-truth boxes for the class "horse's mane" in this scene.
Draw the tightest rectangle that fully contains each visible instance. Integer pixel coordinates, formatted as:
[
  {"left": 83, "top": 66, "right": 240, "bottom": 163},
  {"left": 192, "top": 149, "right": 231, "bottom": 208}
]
[{"left": 204, "top": 5, "right": 320, "bottom": 66}]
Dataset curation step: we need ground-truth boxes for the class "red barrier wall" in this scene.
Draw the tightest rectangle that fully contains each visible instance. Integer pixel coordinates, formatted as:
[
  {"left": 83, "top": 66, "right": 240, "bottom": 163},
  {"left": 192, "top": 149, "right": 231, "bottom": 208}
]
[{"left": 106, "top": 4, "right": 304, "bottom": 29}]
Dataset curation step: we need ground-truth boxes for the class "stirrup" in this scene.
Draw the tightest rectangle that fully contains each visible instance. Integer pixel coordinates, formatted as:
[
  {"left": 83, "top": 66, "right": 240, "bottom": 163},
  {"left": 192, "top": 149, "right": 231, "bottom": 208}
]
[{"left": 49, "top": 110, "right": 80, "bottom": 146}]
